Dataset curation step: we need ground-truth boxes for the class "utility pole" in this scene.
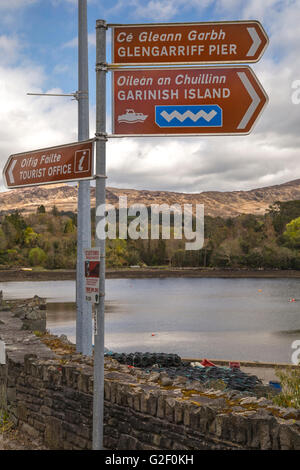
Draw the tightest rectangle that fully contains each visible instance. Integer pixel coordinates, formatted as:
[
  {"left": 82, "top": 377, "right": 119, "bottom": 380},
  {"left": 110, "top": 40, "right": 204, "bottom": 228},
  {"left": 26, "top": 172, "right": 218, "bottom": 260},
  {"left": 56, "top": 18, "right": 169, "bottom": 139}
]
[
  {"left": 93, "top": 19, "right": 107, "bottom": 450},
  {"left": 27, "top": 2, "right": 93, "bottom": 355},
  {"left": 76, "top": 0, "right": 92, "bottom": 356}
]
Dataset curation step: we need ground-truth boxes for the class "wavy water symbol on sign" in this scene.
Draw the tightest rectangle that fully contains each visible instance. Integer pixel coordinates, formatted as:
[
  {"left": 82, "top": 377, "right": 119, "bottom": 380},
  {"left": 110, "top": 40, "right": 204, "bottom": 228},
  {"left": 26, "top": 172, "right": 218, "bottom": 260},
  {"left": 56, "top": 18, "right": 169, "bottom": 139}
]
[
  {"left": 160, "top": 109, "right": 217, "bottom": 123},
  {"left": 155, "top": 105, "right": 223, "bottom": 128}
]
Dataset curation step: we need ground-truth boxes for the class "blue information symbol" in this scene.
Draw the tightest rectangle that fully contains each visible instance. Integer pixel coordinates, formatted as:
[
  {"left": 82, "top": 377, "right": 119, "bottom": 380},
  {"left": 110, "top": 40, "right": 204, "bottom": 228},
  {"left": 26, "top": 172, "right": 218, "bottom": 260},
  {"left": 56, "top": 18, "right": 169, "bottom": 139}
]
[{"left": 155, "top": 105, "right": 222, "bottom": 128}]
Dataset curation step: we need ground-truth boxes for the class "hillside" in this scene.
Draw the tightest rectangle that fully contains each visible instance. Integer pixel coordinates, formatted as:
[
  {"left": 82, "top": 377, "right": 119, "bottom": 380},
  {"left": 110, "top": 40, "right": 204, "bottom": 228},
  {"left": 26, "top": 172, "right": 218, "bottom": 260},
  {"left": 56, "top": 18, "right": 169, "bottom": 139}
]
[{"left": 1, "top": 178, "right": 300, "bottom": 218}]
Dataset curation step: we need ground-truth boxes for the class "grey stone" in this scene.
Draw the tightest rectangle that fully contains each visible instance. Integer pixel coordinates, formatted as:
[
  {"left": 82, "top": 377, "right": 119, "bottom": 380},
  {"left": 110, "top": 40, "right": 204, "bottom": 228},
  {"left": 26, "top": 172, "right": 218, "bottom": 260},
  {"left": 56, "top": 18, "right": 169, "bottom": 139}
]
[
  {"left": 45, "top": 416, "right": 63, "bottom": 450},
  {"left": 160, "top": 376, "right": 173, "bottom": 387},
  {"left": 20, "top": 422, "right": 40, "bottom": 439},
  {"left": 149, "top": 372, "right": 160, "bottom": 383},
  {"left": 239, "top": 397, "right": 258, "bottom": 405}
]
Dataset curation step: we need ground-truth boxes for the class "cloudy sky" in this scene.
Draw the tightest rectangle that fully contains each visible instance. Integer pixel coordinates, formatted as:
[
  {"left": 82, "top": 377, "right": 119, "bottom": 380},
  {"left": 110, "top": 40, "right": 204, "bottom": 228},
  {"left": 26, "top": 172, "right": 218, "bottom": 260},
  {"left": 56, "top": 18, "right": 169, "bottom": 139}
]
[{"left": 0, "top": 0, "right": 299, "bottom": 194}]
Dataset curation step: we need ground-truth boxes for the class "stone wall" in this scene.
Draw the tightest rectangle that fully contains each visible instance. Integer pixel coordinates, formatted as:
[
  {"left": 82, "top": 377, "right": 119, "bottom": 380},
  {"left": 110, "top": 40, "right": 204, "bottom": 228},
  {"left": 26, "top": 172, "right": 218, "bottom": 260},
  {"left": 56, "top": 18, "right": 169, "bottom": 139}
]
[
  {"left": 7, "top": 354, "right": 93, "bottom": 450},
  {"left": 0, "top": 300, "right": 300, "bottom": 450}
]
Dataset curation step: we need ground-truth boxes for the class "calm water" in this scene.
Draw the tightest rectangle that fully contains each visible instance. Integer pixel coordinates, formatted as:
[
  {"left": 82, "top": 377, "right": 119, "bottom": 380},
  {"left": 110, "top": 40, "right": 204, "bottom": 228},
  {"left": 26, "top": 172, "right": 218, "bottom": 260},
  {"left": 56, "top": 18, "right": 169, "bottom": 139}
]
[{"left": 1, "top": 278, "right": 299, "bottom": 363}]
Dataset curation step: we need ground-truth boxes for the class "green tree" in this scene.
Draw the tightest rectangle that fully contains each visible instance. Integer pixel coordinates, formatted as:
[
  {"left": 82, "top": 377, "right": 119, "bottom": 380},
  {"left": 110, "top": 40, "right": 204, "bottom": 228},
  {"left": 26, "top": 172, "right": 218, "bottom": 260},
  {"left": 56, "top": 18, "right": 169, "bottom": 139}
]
[
  {"left": 51, "top": 205, "right": 59, "bottom": 216},
  {"left": 28, "top": 247, "right": 46, "bottom": 266},
  {"left": 64, "top": 219, "right": 75, "bottom": 234},
  {"left": 171, "top": 249, "right": 185, "bottom": 267},
  {"left": 37, "top": 205, "right": 46, "bottom": 214},
  {"left": 106, "top": 239, "right": 128, "bottom": 267},
  {"left": 245, "top": 249, "right": 263, "bottom": 268},
  {"left": 2, "top": 211, "right": 27, "bottom": 246},
  {"left": 268, "top": 201, "right": 300, "bottom": 235},
  {"left": 0, "top": 227, "right": 7, "bottom": 250},
  {"left": 283, "top": 217, "right": 300, "bottom": 248},
  {"left": 152, "top": 239, "right": 167, "bottom": 265},
  {"left": 24, "top": 227, "right": 38, "bottom": 247},
  {"left": 1, "top": 221, "right": 17, "bottom": 249}
]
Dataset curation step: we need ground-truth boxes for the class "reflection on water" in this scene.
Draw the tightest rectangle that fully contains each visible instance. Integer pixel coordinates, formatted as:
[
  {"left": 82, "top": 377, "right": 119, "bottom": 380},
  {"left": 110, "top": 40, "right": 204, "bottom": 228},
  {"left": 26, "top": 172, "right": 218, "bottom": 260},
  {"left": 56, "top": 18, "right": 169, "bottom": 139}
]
[
  {"left": 47, "top": 302, "right": 76, "bottom": 322},
  {"left": 0, "top": 281, "right": 76, "bottom": 302},
  {"left": 1, "top": 278, "right": 300, "bottom": 363},
  {"left": 46, "top": 301, "right": 119, "bottom": 335}
]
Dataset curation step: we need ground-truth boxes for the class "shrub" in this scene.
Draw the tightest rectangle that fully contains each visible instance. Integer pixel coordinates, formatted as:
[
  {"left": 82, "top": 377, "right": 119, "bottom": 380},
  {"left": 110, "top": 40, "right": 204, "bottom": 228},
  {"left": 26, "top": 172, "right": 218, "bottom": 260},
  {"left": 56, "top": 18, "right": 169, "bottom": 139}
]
[
  {"left": 28, "top": 247, "right": 46, "bottom": 266},
  {"left": 272, "top": 367, "right": 300, "bottom": 409},
  {"left": 37, "top": 205, "right": 46, "bottom": 214},
  {"left": 24, "top": 227, "right": 38, "bottom": 247},
  {"left": 283, "top": 217, "right": 300, "bottom": 248}
]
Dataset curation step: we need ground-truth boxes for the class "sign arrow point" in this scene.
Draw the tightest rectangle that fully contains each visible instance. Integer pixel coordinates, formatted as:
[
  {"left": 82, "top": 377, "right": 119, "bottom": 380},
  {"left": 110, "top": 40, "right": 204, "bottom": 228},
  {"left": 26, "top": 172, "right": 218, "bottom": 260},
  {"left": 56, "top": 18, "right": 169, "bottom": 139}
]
[
  {"left": 8, "top": 159, "right": 17, "bottom": 184},
  {"left": 113, "top": 22, "right": 268, "bottom": 65},
  {"left": 237, "top": 72, "right": 261, "bottom": 130},
  {"left": 4, "top": 140, "right": 94, "bottom": 188},
  {"left": 247, "top": 27, "right": 262, "bottom": 57}
]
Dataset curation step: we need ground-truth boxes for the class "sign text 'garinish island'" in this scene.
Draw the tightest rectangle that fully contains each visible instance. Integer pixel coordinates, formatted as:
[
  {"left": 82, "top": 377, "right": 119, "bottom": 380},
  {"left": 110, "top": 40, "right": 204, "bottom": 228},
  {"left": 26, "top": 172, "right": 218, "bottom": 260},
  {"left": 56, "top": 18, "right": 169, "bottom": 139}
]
[
  {"left": 112, "top": 66, "right": 268, "bottom": 136},
  {"left": 3, "top": 140, "right": 94, "bottom": 189},
  {"left": 110, "top": 21, "right": 268, "bottom": 65}
]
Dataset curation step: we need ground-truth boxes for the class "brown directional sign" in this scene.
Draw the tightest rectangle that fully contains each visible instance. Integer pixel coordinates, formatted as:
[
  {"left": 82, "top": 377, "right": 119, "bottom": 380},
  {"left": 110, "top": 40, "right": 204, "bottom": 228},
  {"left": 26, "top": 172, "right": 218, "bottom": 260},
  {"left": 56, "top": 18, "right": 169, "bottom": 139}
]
[
  {"left": 110, "top": 21, "right": 269, "bottom": 66},
  {"left": 112, "top": 66, "right": 268, "bottom": 136},
  {"left": 3, "top": 139, "right": 94, "bottom": 189}
]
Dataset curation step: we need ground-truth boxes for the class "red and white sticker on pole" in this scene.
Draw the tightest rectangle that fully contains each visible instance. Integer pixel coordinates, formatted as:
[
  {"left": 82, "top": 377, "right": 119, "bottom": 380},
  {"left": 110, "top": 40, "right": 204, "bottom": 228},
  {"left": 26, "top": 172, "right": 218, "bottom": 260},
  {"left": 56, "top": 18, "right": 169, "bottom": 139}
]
[{"left": 84, "top": 248, "right": 101, "bottom": 304}]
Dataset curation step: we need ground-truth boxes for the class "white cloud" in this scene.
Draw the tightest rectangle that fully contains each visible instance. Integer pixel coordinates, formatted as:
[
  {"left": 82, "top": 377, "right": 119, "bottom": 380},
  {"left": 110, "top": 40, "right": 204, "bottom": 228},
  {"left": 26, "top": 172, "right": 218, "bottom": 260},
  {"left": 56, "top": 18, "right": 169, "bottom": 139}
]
[
  {"left": 0, "top": 58, "right": 79, "bottom": 190},
  {"left": 106, "top": 0, "right": 212, "bottom": 21},
  {"left": 101, "top": 0, "right": 300, "bottom": 194},
  {"left": 0, "top": 66, "right": 78, "bottom": 146},
  {"left": 1, "top": 0, "right": 300, "bottom": 195},
  {"left": 105, "top": 132, "right": 300, "bottom": 193},
  {"left": 130, "top": 0, "right": 184, "bottom": 21}
]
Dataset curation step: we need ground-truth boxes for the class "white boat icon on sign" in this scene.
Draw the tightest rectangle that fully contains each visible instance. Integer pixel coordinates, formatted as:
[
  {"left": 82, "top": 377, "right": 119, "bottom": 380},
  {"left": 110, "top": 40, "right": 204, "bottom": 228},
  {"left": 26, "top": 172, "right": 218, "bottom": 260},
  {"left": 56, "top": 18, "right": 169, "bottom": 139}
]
[{"left": 118, "top": 109, "right": 148, "bottom": 123}]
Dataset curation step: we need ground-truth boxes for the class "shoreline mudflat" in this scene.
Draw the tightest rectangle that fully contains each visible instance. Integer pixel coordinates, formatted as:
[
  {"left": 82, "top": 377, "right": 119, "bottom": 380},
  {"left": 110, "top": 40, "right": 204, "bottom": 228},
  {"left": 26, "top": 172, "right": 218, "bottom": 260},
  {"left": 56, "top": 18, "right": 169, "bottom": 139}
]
[{"left": 0, "top": 267, "right": 300, "bottom": 282}]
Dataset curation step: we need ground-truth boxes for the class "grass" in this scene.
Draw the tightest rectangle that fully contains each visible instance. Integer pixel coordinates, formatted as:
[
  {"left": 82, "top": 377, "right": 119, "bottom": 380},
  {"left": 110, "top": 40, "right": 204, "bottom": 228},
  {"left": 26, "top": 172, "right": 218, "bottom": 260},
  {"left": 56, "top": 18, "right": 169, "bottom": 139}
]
[
  {"left": 34, "top": 331, "right": 76, "bottom": 355},
  {"left": 272, "top": 367, "right": 300, "bottom": 409},
  {"left": 33, "top": 330, "right": 45, "bottom": 337},
  {"left": 0, "top": 409, "right": 14, "bottom": 434}
]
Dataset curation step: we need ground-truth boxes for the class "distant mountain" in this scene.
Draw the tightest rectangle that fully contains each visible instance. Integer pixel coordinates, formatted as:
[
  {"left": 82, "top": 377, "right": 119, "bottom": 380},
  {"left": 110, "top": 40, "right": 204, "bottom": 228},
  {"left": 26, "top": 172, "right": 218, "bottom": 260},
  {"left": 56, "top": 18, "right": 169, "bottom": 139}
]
[{"left": 1, "top": 179, "right": 300, "bottom": 218}]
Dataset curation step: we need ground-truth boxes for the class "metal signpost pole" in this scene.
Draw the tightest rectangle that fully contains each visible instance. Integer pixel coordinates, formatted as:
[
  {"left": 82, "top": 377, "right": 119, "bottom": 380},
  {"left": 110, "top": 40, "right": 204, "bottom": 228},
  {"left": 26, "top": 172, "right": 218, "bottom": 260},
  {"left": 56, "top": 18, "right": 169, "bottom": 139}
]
[
  {"left": 89, "top": 17, "right": 268, "bottom": 450},
  {"left": 76, "top": 0, "right": 92, "bottom": 356},
  {"left": 93, "top": 19, "right": 107, "bottom": 450}
]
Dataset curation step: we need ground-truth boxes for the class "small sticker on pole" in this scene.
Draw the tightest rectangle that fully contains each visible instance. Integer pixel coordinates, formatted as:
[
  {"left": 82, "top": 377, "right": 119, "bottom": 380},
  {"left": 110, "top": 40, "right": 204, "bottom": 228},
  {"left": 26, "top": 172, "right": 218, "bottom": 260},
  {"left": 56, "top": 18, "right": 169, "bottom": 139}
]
[{"left": 84, "top": 248, "right": 101, "bottom": 304}]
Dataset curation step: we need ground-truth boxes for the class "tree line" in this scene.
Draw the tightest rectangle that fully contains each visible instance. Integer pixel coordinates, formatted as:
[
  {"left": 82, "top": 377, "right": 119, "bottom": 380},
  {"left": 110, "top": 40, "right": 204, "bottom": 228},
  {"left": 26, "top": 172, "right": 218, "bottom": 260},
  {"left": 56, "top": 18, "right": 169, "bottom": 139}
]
[{"left": 0, "top": 200, "right": 300, "bottom": 270}]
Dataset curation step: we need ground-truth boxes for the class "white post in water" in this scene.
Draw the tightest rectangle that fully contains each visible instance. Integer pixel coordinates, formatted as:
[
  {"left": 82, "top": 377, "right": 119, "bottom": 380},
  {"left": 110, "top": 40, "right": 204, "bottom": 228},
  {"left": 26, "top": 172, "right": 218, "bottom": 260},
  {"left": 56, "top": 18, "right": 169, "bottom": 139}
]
[
  {"left": 93, "top": 19, "right": 107, "bottom": 450},
  {"left": 76, "top": 0, "right": 92, "bottom": 356}
]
